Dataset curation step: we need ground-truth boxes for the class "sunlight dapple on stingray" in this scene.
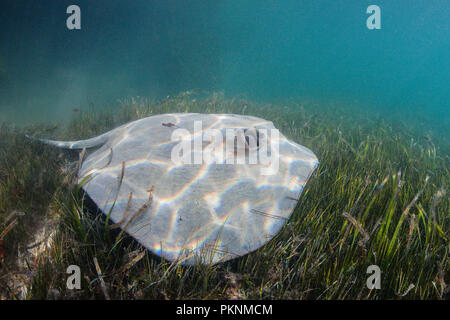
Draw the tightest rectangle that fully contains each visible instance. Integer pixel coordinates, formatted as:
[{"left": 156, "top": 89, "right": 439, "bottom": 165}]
[{"left": 28, "top": 113, "right": 319, "bottom": 264}]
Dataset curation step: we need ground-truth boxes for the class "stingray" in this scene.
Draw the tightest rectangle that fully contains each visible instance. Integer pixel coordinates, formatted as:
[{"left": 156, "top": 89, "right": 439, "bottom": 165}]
[{"left": 29, "top": 113, "right": 318, "bottom": 264}]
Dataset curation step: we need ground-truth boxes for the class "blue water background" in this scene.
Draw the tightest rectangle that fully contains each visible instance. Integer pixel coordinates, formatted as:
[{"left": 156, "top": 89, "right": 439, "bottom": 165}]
[{"left": 0, "top": 0, "right": 448, "bottom": 136}]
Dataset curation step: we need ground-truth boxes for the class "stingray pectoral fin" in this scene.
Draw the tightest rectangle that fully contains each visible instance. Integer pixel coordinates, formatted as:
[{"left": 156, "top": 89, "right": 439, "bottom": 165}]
[{"left": 25, "top": 131, "right": 110, "bottom": 150}]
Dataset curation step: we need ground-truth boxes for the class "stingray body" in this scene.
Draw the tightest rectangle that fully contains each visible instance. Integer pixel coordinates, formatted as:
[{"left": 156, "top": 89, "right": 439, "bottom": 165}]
[{"left": 32, "top": 113, "right": 318, "bottom": 264}]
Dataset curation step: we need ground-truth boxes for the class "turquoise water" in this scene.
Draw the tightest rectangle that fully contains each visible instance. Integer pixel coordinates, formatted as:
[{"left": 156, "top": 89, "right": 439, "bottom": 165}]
[{"left": 0, "top": 1, "right": 448, "bottom": 135}]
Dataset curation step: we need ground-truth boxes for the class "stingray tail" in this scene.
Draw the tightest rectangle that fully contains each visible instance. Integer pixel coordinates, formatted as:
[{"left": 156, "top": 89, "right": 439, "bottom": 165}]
[{"left": 26, "top": 132, "right": 109, "bottom": 150}]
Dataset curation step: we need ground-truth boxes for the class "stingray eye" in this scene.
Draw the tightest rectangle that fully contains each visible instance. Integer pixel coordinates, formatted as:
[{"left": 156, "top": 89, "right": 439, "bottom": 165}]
[{"left": 243, "top": 128, "right": 262, "bottom": 151}]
